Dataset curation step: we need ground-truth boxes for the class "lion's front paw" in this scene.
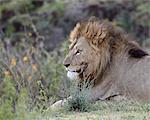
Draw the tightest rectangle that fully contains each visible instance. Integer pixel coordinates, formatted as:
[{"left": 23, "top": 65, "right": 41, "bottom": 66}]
[{"left": 50, "top": 100, "right": 65, "bottom": 109}]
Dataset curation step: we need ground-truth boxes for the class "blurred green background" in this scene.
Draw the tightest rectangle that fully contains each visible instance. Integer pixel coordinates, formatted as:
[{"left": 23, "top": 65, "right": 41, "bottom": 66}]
[{"left": 0, "top": 0, "right": 149, "bottom": 119}]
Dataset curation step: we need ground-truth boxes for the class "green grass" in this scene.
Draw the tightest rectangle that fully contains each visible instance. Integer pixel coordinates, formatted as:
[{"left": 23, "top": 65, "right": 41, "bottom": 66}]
[
  {"left": 46, "top": 101, "right": 150, "bottom": 120},
  {"left": 1, "top": 100, "right": 148, "bottom": 120}
]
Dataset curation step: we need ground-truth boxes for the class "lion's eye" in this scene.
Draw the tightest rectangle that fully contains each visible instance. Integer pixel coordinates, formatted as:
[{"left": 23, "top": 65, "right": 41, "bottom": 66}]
[{"left": 76, "top": 49, "right": 82, "bottom": 55}]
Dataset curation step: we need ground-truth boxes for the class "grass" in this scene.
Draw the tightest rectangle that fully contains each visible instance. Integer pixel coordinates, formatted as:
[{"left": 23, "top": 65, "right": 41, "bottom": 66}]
[{"left": 47, "top": 101, "right": 150, "bottom": 120}]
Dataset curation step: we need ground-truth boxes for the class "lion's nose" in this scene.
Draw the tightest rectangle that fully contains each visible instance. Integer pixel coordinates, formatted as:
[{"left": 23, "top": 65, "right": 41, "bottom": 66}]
[
  {"left": 63, "top": 63, "right": 70, "bottom": 67},
  {"left": 63, "top": 57, "right": 71, "bottom": 67}
]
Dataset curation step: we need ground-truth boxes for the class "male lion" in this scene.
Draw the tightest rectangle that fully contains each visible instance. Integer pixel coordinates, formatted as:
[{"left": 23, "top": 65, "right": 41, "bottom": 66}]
[{"left": 51, "top": 17, "right": 150, "bottom": 108}]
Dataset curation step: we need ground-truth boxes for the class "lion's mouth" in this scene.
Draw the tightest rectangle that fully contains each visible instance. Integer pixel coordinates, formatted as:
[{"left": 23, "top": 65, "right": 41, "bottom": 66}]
[
  {"left": 72, "top": 69, "right": 81, "bottom": 73},
  {"left": 67, "top": 64, "right": 87, "bottom": 73},
  {"left": 67, "top": 69, "right": 81, "bottom": 74},
  {"left": 66, "top": 65, "right": 88, "bottom": 81},
  {"left": 66, "top": 66, "right": 81, "bottom": 73}
]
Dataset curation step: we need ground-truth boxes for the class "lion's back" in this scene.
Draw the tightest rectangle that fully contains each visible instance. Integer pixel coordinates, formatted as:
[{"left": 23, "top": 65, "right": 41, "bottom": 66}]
[{"left": 117, "top": 55, "right": 150, "bottom": 101}]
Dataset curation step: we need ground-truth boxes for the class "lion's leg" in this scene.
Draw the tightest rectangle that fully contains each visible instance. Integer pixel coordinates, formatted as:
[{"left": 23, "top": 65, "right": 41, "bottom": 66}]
[
  {"left": 50, "top": 96, "right": 72, "bottom": 109},
  {"left": 50, "top": 99, "right": 66, "bottom": 109}
]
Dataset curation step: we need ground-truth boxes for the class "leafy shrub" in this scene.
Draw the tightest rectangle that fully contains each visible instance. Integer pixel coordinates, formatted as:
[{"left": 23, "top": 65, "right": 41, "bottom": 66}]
[{"left": 65, "top": 81, "right": 92, "bottom": 112}]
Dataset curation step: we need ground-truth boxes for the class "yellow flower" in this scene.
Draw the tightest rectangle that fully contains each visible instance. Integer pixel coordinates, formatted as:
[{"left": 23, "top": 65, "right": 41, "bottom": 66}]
[
  {"left": 23, "top": 56, "right": 29, "bottom": 63},
  {"left": 10, "top": 58, "right": 17, "bottom": 67},
  {"left": 28, "top": 32, "right": 32, "bottom": 37},
  {"left": 4, "top": 71, "right": 11, "bottom": 76},
  {"left": 32, "top": 64, "right": 38, "bottom": 72}
]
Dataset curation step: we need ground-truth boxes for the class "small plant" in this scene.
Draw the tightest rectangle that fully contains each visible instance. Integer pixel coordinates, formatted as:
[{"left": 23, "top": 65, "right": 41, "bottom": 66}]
[{"left": 65, "top": 81, "right": 92, "bottom": 112}]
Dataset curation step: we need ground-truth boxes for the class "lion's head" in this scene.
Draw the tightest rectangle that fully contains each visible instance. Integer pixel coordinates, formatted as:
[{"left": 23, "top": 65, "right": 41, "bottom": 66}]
[
  {"left": 63, "top": 17, "right": 114, "bottom": 83},
  {"left": 64, "top": 36, "right": 101, "bottom": 82},
  {"left": 63, "top": 17, "right": 149, "bottom": 84}
]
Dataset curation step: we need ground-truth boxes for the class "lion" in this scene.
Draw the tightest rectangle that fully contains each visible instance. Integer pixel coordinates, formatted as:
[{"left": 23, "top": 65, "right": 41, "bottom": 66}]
[{"left": 51, "top": 17, "right": 150, "bottom": 108}]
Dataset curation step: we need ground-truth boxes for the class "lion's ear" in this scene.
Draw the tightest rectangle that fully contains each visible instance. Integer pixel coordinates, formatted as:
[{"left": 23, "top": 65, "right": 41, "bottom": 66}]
[{"left": 128, "top": 48, "right": 148, "bottom": 58}]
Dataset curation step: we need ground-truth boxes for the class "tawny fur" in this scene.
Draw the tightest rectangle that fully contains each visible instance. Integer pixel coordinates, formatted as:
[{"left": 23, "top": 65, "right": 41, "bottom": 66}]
[
  {"left": 51, "top": 18, "right": 150, "bottom": 109},
  {"left": 64, "top": 17, "right": 150, "bottom": 102}
]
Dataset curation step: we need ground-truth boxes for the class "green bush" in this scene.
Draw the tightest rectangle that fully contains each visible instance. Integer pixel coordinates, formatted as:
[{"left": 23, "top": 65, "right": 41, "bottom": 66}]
[{"left": 65, "top": 82, "right": 92, "bottom": 112}]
